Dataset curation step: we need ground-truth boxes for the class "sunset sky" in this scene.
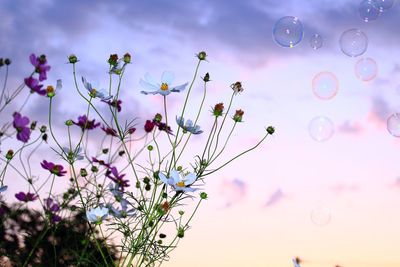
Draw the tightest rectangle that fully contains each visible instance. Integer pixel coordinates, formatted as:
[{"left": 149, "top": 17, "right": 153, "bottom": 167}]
[{"left": 1, "top": 0, "right": 400, "bottom": 266}]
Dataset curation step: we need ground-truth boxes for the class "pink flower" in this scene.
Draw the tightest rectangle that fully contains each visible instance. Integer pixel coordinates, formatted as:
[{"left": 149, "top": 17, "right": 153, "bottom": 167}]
[
  {"left": 15, "top": 192, "right": 38, "bottom": 202},
  {"left": 40, "top": 160, "right": 67, "bottom": 176},
  {"left": 12, "top": 112, "right": 31, "bottom": 143}
]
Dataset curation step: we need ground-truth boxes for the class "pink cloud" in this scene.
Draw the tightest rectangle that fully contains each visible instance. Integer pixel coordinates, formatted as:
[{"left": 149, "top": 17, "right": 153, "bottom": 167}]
[
  {"left": 337, "top": 121, "right": 363, "bottom": 135},
  {"left": 330, "top": 184, "right": 359, "bottom": 195},
  {"left": 218, "top": 178, "right": 247, "bottom": 208}
]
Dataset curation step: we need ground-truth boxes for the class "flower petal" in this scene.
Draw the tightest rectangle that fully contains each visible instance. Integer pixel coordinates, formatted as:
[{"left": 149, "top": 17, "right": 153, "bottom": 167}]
[
  {"left": 184, "top": 173, "right": 197, "bottom": 185},
  {"left": 169, "top": 170, "right": 181, "bottom": 185},
  {"left": 170, "top": 82, "right": 188, "bottom": 93},
  {"left": 158, "top": 172, "right": 170, "bottom": 185},
  {"left": 161, "top": 71, "right": 174, "bottom": 84}
]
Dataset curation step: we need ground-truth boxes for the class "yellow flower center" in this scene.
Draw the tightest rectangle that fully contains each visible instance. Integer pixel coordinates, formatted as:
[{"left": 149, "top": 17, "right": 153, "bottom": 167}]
[
  {"left": 90, "top": 88, "right": 97, "bottom": 95},
  {"left": 176, "top": 181, "right": 185, "bottom": 187},
  {"left": 160, "top": 83, "right": 169, "bottom": 91}
]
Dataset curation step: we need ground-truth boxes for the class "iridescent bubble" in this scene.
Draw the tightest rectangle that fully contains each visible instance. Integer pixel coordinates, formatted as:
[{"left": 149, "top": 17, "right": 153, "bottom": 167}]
[
  {"left": 312, "top": 72, "right": 339, "bottom": 100},
  {"left": 372, "top": 0, "right": 394, "bottom": 12},
  {"left": 310, "top": 33, "right": 323, "bottom": 50},
  {"left": 311, "top": 206, "right": 331, "bottom": 226},
  {"left": 272, "top": 16, "right": 304, "bottom": 48},
  {"left": 309, "top": 116, "right": 335, "bottom": 142},
  {"left": 354, "top": 57, "right": 378, "bottom": 81},
  {"left": 339, "top": 29, "right": 368, "bottom": 57},
  {"left": 387, "top": 113, "right": 400, "bottom": 137},
  {"left": 359, "top": 0, "right": 380, "bottom": 22}
]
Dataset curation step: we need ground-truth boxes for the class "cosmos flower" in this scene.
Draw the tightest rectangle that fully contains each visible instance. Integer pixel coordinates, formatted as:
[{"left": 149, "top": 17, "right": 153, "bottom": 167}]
[
  {"left": 86, "top": 206, "right": 109, "bottom": 224},
  {"left": 0, "top": 185, "right": 7, "bottom": 193},
  {"left": 24, "top": 76, "right": 46, "bottom": 95},
  {"left": 15, "top": 192, "right": 38, "bottom": 202},
  {"left": 101, "top": 126, "right": 118, "bottom": 137},
  {"left": 106, "top": 166, "right": 129, "bottom": 191},
  {"left": 102, "top": 99, "right": 122, "bottom": 112},
  {"left": 144, "top": 120, "right": 155, "bottom": 133},
  {"left": 40, "top": 160, "right": 67, "bottom": 176},
  {"left": 176, "top": 116, "right": 203, "bottom": 134},
  {"left": 140, "top": 71, "right": 188, "bottom": 96},
  {"left": 62, "top": 147, "right": 84, "bottom": 161},
  {"left": 46, "top": 79, "right": 62, "bottom": 97},
  {"left": 82, "top": 77, "right": 112, "bottom": 100},
  {"left": 44, "top": 198, "right": 61, "bottom": 223},
  {"left": 29, "top": 54, "right": 51, "bottom": 81},
  {"left": 73, "top": 115, "right": 100, "bottom": 131},
  {"left": 13, "top": 112, "right": 31, "bottom": 143},
  {"left": 158, "top": 169, "right": 198, "bottom": 192}
]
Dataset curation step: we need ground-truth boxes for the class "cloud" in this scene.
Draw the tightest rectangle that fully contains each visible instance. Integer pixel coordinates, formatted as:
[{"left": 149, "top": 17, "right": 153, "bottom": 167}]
[
  {"left": 368, "top": 95, "right": 391, "bottom": 126},
  {"left": 330, "top": 184, "right": 359, "bottom": 195},
  {"left": 217, "top": 178, "right": 247, "bottom": 208},
  {"left": 264, "top": 188, "right": 285, "bottom": 207}
]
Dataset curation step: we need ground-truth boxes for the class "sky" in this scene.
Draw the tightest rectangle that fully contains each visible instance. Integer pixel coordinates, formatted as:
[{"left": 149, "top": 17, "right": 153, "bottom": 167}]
[{"left": 1, "top": 0, "right": 400, "bottom": 266}]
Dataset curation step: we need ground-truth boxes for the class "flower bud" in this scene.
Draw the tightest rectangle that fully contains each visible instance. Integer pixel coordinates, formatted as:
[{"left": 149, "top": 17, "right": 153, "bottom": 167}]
[
  {"left": 4, "top": 58, "right": 11, "bottom": 65},
  {"left": 177, "top": 166, "right": 182, "bottom": 171},
  {"left": 233, "top": 109, "right": 244, "bottom": 122},
  {"left": 154, "top": 113, "right": 162, "bottom": 123},
  {"left": 40, "top": 125, "right": 47, "bottom": 133},
  {"left": 80, "top": 168, "right": 88, "bottom": 177},
  {"left": 5, "top": 149, "right": 14, "bottom": 160},
  {"left": 118, "top": 150, "right": 125, "bottom": 156},
  {"left": 203, "top": 72, "right": 210, "bottom": 82},
  {"left": 178, "top": 210, "right": 184, "bottom": 216},
  {"left": 266, "top": 126, "right": 275, "bottom": 135},
  {"left": 145, "top": 184, "right": 151, "bottom": 191},
  {"left": 177, "top": 227, "right": 185, "bottom": 238},
  {"left": 0, "top": 58, "right": 3, "bottom": 67},
  {"left": 102, "top": 148, "right": 109, "bottom": 154},
  {"left": 123, "top": 53, "right": 131, "bottom": 64},
  {"left": 46, "top": 85, "right": 55, "bottom": 98},
  {"left": 197, "top": 51, "right": 207, "bottom": 61},
  {"left": 65, "top": 120, "right": 73, "bottom": 126},
  {"left": 108, "top": 54, "right": 118, "bottom": 66},
  {"left": 136, "top": 181, "right": 141, "bottom": 188},
  {"left": 144, "top": 120, "right": 155, "bottom": 133},
  {"left": 30, "top": 121, "right": 37, "bottom": 130},
  {"left": 200, "top": 192, "right": 208, "bottom": 200},
  {"left": 147, "top": 145, "right": 153, "bottom": 151},
  {"left": 212, "top": 103, "right": 224, "bottom": 117},
  {"left": 159, "top": 233, "right": 167, "bottom": 239},
  {"left": 42, "top": 133, "right": 48, "bottom": 142},
  {"left": 68, "top": 54, "right": 78, "bottom": 64},
  {"left": 91, "top": 166, "right": 99, "bottom": 173},
  {"left": 143, "top": 177, "right": 150, "bottom": 184}
]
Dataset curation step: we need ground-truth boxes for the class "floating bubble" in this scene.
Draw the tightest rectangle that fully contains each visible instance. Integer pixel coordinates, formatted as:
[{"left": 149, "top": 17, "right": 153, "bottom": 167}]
[
  {"left": 312, "top": 72, "right": 339, "bottom": 100},
  {"left": 311, "top": 206, "right": 331, "bottom": 226},
  {"left": 339, "top": 29, "right": 368, "bottom": 57},
  {"left": 272, "top": 16, "right": 304, "bottom": 48},
  {"left": 354, "top": 57, "right": 378, "bottom": 81},
  {"left": 372, "top": 0, "right": 394, "bottom": 12},
  {"left": 309, "top": 116, "right": 335, "bottom": 142},
  {"left": 310, "top": 33, "right": 323, "bottom": 50},
  {"left": 387, "top": 113, "right": 400, "bottom": 137},
  {"left": 359, "top": 0, "right": 380, "bottom": 22}
]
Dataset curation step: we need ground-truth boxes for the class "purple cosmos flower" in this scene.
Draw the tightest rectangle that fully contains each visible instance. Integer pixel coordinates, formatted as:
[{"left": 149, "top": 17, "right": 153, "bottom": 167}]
[
  {"left": 24, "top": 76, "right": 46, "bottom": 95},
  {"left": 15, "top": 192, "right": 38, "bottom": 202},
  {"left": 44, "top": 198, "right": 62, "bottom": 223},
  {"left": 144, "top": 120, "right": 155, "bottom": 133},
  {"left": 106, "top": 166, "right": 129, "bottom": 191},
  {"left": 156, "top": 121, "right": 173, "bottom": 135},
  {"left": 101, "top": 126, "right": 118, "bottom": 137},
  {"left": 92, "top": 157, "right": 111, "bottom": 168},
  {"left": 13, "top": 112, "right": 31, "bottom": 143},
  {"left": 41, "top": 160, "right": 67, "bottom": 176},
  {"left": 73, "top": 115, "right": 100, "bottom": 131},
  {"left": 102, "top": 99, "right": 122, "bottom": 112},
  {"left": 30, "top": 54, "right": 51, "bottom": 81}
]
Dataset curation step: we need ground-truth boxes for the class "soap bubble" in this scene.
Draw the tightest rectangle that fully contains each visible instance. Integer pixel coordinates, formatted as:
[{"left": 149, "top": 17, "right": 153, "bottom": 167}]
[
  {"left": 359, "top": 0, "right": 380, "bottom": 22},
  {"left": 387, "top": 113, "right": 400, "bottom": 137},
  {"left": 309, "top": 116, "right": 335, "bottom": 142},
  {"left": 310, "top": 33, "right": 323, "bottom": 50},
  {"left": 312, "top": 72, "right": 339, "bottom": 100},
  {"left": 372, "top": 0, "right": 394, "bottom": 12},
  {"left": 272, "top": 16, "right": 304, "bottom": 48},
  {"left": 339, "top": 29, "right": 368, "bottom": 57},
  {"left": 354, "top": 57, "right": 378, "bottom": 81},
  {"left": 311, "top": 206, "right": 331, "bottom": 226}
]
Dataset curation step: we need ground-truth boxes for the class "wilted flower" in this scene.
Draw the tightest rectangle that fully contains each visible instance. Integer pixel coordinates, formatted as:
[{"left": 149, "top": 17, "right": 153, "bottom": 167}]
[
  {"left": 73, "top": 115, "right": 100, "bottom": 131},
  {"left": 15, "top": 192, "right": 38, "bottom": 202},
  {"left": 140, "top": 71, "right": 188, "bottom": 96},
  {"left": 29, "top": 54, "right": 51, "bottom": 81},
  {"left": 13, "top": 112, "right": 31, "bottom": 143},
  {"left": 40, "top": 160, "right": 67, "bottom": 176},
  {"left": 231, "top": 81, "right": 244, "bottom": 95},
  {"left": 158, "top": 169, "right": 198, "bottom": 192},
  {"left": 82, "top": 77, "right": 112, "bottom": 100},
  {"left": 24, "top": 76, "right": 46, "bottom": 96},
  {"left": 86, "top": 206, "right": 109, "bottom": 224},
  {"left": 176, "top": 116, "right": 203, "bottom": 134},
  {"left": 144, "top": 120, "right": 155, "bottom": 133},
  {"left": 233, "top": 109, "right": 244, "bottom": 122}
]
